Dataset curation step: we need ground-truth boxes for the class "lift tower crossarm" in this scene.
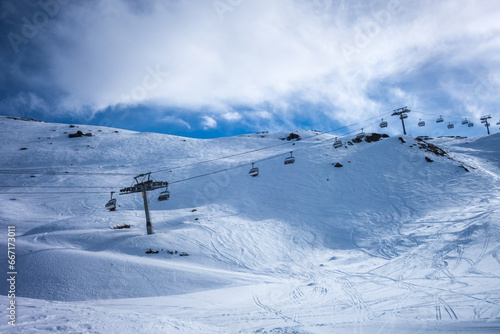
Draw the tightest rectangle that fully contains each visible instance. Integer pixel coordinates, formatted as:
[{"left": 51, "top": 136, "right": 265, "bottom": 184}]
[
  {"left": 119, "top": 172, "right": 168, "bottom": 235},
  {"left": 391, "top": 107, "right": 411, "bottom": 135},
  {"left": 480, "top": 115, "right": 492, "bottom": 135}
]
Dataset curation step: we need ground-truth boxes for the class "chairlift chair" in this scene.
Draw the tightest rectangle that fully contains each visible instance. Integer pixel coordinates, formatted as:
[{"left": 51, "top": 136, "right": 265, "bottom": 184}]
[
  {"left": 418, "top": 119, "right": 425, "bottom": 127},
  {"left": 401, "top": 113, "right": 408, "bottom": 119},
  {"left": 105, "top": 192, "right": 117, "bottom": 211},
  {"left": 497, "top": 120, "right": 500, "bottom": 125},
  {"left": 333, "top": 137, "right": 343, "bottom": 148},
  {"left": 284, "top": 151, "right": 295, "bottom": 165},
  {"left": 436, "top": 116, "right": 444, "bottom": 123},
  {"left": 447, "top": 122, "right": 454, "bottom": 129},
  {"left": 249, "top": 163, "right": 259, "bottom": 177},
  {"left": 468, "top": 122, "right": 474, "bottom": 127},
  {"left": 462, "top": 119, "right": 469, "bottom": 125},
  {"left": 379, "top": 119, "right": 388, "bottom": 128},
  {"left": 158, "top": 188, "right": 170, "bottom": 201}
]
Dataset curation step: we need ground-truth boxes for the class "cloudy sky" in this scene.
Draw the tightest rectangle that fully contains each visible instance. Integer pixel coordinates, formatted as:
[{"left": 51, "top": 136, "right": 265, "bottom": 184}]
[{"left": 1, "top": 0, "right": 499, "bottom": 138}]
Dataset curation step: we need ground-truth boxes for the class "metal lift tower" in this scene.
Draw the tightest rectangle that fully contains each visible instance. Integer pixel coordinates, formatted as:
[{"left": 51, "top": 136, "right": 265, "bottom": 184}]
[
  {"left": 391, "top": 107, "right": 411, "bottom": 135},
  {"left": 480, "top": 115, "right": 492, "bottom": 135},
  {"left": 119, "top": 173, "right": 168, "bottom": 235}
]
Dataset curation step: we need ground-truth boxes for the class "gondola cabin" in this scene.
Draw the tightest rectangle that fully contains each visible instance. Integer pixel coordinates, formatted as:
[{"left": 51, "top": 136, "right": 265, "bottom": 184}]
[
  {"left": 333, "top": 138, "right": 343, "bottom": 148},
  {"left": 105, "top": 199, "right": 116, "bottom": 210},
  {"left": 158, "top": 190, "right": 170, "bottom": 201},
  {"left": 249, "top": 163, "right": 259, "bottom": 177},
  {"left": 105, "top": 192, "right": 117, "bottom": 211},
  {"left": 356, "top": 129, "right": 365, "bottom": 139},
  {"left": 284, "top": 152, "right": 295, "bottom": 165}
]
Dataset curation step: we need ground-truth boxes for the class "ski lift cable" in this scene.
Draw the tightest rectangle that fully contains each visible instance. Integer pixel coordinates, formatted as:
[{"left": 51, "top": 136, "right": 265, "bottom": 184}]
[
  {"left": 413, "top": 110, "right": 488, "bottom": 121},
  {"left": 0, "top": 113, "right": 390, "bottom": 190},
  {"left": 0, "top": 118, "right": 389, "bottom": 193},
  {"left": 0, "top": 185, "right": 119, "bottom": 189},
  {"left": 162, "top": 117, "right": 384, "bottom": 185},
  {"left": 2, "top": 126, "right": 354, "bottom": 191},
  {"left": 291, "top": 119, "right": 381, "bottom": 154},
  {"left": 150, "top": 112, "right": 393, "bottom": 175},
  {"left": 0, "top": 170, "right": 137, "bottom": 176},
  {"left": 1, "top": 191, "right": 112, "bottom": 195},
  {"left": 168, "top": 119, "right": 384, "bottom": 186},
  {"left": 0, "top": 112, "right": 392, "bottom": 179},
  {"left": 0, "top": 113, "right": 387, "bottom": 178}
]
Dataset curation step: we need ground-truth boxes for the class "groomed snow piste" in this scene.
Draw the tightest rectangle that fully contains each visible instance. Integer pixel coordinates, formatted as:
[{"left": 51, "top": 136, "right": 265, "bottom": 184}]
[{"left": 0, "top": 116, "right": 499, "bottom": 333}]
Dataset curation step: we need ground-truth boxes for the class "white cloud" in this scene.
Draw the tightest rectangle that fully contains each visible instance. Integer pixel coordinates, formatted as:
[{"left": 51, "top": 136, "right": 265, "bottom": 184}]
[
  {"left": 13, "top": 0, "right": 500, "bottom": 128},
  {"left": 221, "top": 112, "right": 242, "bottom": 122},
  {"left": 0, "top": 92, "right": 50, "bottom": 115},
  {"left": 159, "top": 116, "right": 191, "bottom": 129},
  {"left": 248, "top": 110, "right": 273, "bottom": 120},
  {"left": 201, "top": 115, "right": 217, "bottom": 129}
]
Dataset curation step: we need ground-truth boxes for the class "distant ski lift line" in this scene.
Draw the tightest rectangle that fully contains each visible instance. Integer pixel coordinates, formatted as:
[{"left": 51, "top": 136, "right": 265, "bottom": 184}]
[
  {"left": 0, "top": 185, "right": 117, "bottom": 189},
  {"left": 2, "top": 132, "right": 342, "bottom": 192},
  {"left": 0, "top": 169, "right": 136, "bottom": 176},
  {"left": 165, "top": 111, "right": 495, "bottom": 186},
  {"left": 0, "top": 110, "right": 413, "bottom": 179},
  {"left": 2, "top": 111, "right": 495, "bottom": 193},
  {"left": 148, "top": 111, "right": 394, "bottom": 175},
  {"left": 0, "top": 114, "right": 489, "bottom": 195},
  {"left": 0, "top": 115, "right": 444, "bottom": 191},
  {"left": 0, "top": 110, "right": 493, "bottom": 180}
]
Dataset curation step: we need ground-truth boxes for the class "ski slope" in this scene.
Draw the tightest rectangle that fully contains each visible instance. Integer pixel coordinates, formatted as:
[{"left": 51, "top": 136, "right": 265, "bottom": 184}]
[{"left": 0, "top": 116, "right": 499, "bottom": 333}]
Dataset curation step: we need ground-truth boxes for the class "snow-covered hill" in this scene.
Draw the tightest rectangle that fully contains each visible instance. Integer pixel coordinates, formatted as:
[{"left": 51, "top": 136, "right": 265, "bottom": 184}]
[{"left": 0, "top": 116, "right": 499, "bottom": 333}]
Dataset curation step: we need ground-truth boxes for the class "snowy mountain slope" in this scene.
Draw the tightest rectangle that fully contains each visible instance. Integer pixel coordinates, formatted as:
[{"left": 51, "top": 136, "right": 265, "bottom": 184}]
[{"left": 0, "top": 116, "right": 499, "bottom": 333}]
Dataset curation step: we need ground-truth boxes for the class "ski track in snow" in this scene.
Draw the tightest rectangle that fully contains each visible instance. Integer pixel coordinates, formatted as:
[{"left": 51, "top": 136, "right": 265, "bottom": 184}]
[{"left": 0, "top": 117, "right": 500, "bottom": 333}]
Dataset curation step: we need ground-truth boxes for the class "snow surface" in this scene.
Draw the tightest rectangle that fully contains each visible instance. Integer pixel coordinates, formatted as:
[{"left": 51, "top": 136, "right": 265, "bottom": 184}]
[{"left": 0, "top": 116, "right": 499, "bottom": 333}]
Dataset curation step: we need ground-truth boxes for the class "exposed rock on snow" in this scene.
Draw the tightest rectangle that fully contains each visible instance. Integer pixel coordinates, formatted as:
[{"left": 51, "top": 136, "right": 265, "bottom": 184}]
[{"left": 364, "top": 133, "right": 389, "bottom": 143}]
